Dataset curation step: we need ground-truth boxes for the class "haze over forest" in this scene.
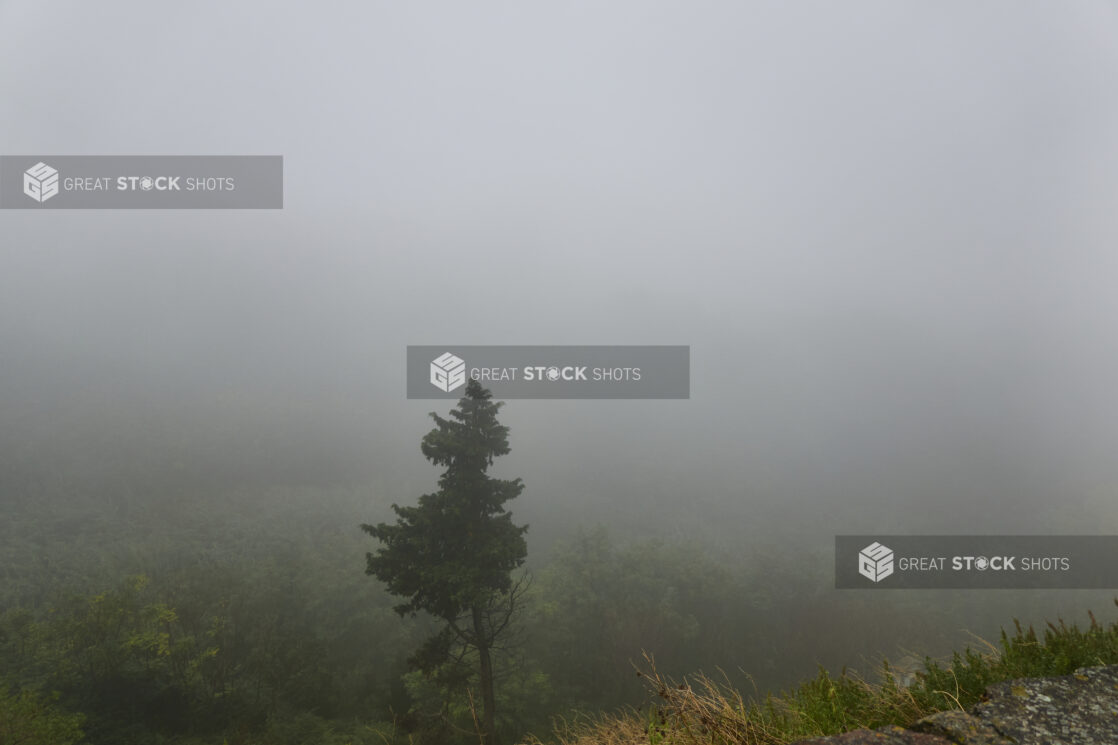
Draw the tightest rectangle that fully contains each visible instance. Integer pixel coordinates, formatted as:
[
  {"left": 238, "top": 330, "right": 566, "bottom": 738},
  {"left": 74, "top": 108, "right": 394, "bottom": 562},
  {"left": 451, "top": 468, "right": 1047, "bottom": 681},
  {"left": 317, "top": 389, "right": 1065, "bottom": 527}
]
[{"left": 2, "top": 3, "right": 1118, "bottom": 744}]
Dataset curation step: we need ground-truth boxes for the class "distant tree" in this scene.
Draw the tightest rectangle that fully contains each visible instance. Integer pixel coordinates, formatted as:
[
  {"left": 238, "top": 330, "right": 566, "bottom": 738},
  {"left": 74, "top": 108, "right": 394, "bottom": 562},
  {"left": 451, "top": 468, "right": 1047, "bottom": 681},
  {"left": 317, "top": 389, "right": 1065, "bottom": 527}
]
[{"left": 363, "top": 380, "right": 528, "bottom": 745}]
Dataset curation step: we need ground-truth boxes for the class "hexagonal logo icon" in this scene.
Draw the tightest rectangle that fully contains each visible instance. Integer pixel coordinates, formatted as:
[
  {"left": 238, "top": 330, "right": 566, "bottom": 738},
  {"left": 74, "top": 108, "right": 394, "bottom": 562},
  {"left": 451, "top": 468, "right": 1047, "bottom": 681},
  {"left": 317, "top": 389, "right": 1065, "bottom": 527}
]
[
  {"left": 858, "top": 541, "right": 894, "bottom": 583},
  {"left": 24, "top": 162, "right": 60, "bottom": 203},
  {"left": 430, "top": 352, "right": 466, "bottom": 393}
]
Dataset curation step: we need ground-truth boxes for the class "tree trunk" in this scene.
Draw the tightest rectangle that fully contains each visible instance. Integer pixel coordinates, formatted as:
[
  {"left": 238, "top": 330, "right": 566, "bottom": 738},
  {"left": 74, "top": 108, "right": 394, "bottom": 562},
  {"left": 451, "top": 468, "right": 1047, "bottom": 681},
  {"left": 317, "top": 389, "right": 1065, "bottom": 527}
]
[{"left": 472, "top": 605, "right": 498, "bottom": 745}]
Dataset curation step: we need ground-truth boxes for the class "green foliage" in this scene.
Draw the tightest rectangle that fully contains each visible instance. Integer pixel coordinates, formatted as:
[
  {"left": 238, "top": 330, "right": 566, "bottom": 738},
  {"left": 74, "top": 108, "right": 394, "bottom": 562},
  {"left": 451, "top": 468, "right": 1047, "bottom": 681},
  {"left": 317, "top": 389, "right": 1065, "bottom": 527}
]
[
  {"left": 0, "top": 685, "right": 85, "bottom": 745},
  {"left": 12, "top": 573, "right": 239, "bottom": 740},
  {"left": 0, "top": 495, "right": 416, "bottom": 744}
]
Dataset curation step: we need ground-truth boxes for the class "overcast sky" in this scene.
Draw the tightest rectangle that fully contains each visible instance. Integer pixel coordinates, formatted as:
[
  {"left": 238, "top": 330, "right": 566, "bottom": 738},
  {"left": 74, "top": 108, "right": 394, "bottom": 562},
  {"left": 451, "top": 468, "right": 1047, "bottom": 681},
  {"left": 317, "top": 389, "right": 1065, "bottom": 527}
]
[{"left": 2, "top": 1, "right": 1118, "bottom": 545}]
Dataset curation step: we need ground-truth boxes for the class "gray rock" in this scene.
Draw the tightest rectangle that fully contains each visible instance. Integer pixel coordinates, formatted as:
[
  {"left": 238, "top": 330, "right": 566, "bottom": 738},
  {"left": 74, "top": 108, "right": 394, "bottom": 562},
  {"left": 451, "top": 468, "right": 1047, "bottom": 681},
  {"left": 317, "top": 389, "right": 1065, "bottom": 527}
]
[
  {"left": 911, "top": 710, "right": 1015, "bottom": 744},
  {"left": 971, "top": 664, "right": 1118, "bottom": 745}
]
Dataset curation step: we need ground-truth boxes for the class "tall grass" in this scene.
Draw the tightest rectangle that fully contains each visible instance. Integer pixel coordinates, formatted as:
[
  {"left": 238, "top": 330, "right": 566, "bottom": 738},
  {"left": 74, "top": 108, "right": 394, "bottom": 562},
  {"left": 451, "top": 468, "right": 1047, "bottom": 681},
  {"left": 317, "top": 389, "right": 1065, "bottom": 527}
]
[{"left": 527, "top": 598, "right": 1118, "bottom": 745}]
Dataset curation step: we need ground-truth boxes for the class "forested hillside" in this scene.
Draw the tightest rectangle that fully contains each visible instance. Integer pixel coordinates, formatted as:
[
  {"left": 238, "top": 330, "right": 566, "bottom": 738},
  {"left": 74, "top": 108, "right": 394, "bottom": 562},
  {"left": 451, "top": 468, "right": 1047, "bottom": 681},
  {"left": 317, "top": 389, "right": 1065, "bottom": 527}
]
[{"left": 2, "top": 478, "right": 1111, "bottom": 745}]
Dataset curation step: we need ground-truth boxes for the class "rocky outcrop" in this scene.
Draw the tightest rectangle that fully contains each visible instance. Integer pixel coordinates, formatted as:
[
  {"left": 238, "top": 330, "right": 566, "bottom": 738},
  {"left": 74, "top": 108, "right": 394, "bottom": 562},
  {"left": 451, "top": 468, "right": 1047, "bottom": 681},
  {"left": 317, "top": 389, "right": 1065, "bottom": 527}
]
[{"left": 792, "top": 664, "right": 1118, "bottom": 745}]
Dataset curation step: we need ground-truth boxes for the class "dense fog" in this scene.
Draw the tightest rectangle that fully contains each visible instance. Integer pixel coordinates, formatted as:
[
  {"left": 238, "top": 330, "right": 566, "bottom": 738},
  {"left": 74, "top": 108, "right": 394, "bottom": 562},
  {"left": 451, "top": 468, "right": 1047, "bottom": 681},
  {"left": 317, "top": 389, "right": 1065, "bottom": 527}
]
[{"left": 2, "top": 3, "right": 1118, "bottom": 744}]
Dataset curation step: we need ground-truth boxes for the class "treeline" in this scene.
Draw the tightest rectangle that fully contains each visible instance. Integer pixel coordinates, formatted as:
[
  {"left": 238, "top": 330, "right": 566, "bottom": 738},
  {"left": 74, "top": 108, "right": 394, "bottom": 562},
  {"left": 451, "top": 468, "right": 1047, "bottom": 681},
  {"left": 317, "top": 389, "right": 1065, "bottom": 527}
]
[{"left": 0, "top": 488, "right": 1104, "bottom": 745}]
